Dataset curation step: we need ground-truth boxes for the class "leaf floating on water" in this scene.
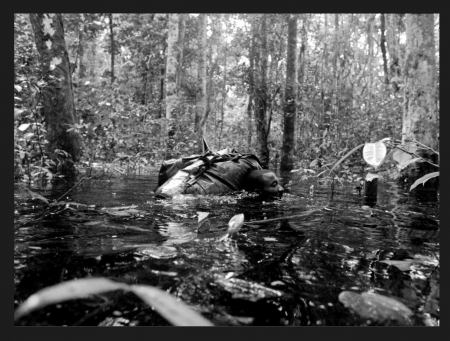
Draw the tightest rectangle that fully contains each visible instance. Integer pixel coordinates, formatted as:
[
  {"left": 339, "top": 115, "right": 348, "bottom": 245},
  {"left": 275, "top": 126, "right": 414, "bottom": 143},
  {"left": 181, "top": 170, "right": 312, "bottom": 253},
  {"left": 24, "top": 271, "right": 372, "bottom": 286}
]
[
  {"left": 14, "top": 278, "right": 128, "bottom": 321},
  {"left": 380, "top": 260, "right": 413, "bottom": 272},
  {"left": 338, "top": 291, "right": 413, "bottom": 323},
  {"left": 107, "top": 210, "right": 132, "bottom": 217},
  {"left": 103, "top": 207, "right": 145, "bottom": 217},
  {"left": 197, "top": 211, "right": 210, "bottom": 223},
  {"left": 215, "top": 276, "right": 283, "bottom": 302},
  {"left": 103, "top": 205, "right": 138, "bottom": 211},
  {"left": 197, "top": 211, "right": 212, "bottom": 234},
  {"left": 263, "top": 237, "right": 277, "bottom": 242},
  {"left": 136, "top": 245, "right": 178, "bottom": 259},
  {"left": 227, "top": 213, "right": 244, "bottom": 238}
]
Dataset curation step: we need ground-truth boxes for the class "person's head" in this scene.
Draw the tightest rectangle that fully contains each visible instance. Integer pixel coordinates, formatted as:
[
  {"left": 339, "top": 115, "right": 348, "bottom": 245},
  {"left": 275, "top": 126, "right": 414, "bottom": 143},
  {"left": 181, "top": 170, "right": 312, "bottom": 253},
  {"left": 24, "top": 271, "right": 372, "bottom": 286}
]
[{"left": 244, "top": 169, "right": 284, "bottom": 197}]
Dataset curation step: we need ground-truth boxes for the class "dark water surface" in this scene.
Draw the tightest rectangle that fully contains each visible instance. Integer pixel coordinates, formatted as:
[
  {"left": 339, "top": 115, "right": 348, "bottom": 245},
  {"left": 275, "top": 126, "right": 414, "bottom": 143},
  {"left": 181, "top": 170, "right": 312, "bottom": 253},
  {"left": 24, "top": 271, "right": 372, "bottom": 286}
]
[{"left": 14, "top": 173, "right": 439, "bottom": 326}]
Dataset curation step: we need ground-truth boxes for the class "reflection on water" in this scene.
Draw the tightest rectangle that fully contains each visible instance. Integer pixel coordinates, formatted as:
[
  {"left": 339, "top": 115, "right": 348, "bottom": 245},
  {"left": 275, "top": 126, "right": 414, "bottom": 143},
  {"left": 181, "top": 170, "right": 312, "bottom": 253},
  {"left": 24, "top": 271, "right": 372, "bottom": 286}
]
[{"left": 14, "top": 173, "right": 439, "bottom": 326}]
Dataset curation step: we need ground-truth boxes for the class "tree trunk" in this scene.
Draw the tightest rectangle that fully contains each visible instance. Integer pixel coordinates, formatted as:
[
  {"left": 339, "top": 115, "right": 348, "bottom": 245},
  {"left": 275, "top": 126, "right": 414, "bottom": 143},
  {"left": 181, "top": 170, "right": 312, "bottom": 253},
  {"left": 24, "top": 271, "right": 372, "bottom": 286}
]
[
  {"left": 78, "top": 19, "right": 86, "bottom": 79},
  {"left": 254, "top": 15, "right": 270, "bottom": 168},
  {"left": 402, "top": 14, "right": 438, "bottom": 190},
  {"left": 403, "top": 14, "right": 438, "bottom": 149},
  {"left": 218, "top": 15, "right": 229, "bottom": 150},
  {"left": 108, "top": 13, "right": 115, "bottom": 84},
  {"left": 195, "top": 13, "right": 207, "bottom": 154},
  {"left": 29, "top": 13, "right": 82, "bottom": 172},
  {"left": 386, "top": 14, "right": 400, "bottom": 92},
  {"left": 280, "top": 14, "right": 298, "bottom": 172},
  {"left": 158, "top": 46, "right": 166, "bottom": 119},
  {"left": 296, "top": 15, "right": 307, "bottom": 156},
  {"left": 245, "top": 18, "right": 256, "bottom": 151},
  {"left": 176, "top": 14, "right": 186, "bottom": 95},
  {"left": 165, "top": 14, "right": 179, "bottom": 120},
  {"left": 165, "top": 14, "right": 179, "bottom": 159},
  {"left": 380, "top": 14, "right": 389, "bottom": 86}
]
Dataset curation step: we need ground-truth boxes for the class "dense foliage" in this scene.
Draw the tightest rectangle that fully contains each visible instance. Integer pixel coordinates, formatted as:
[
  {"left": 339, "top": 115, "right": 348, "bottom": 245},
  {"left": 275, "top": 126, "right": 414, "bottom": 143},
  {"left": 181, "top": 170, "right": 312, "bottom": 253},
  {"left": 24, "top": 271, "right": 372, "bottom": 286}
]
[{"left": 14, "top": 13, "right": 440, "bottom": 184}]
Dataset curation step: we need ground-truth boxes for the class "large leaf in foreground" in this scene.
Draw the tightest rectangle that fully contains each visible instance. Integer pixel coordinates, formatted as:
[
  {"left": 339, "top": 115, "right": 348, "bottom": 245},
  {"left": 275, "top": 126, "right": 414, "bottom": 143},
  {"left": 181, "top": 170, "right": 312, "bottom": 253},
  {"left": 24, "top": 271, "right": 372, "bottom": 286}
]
[
  {"left": 15, "top": 277, "right": 213, "bottom": 326},
  {"left": 14, "top": 278, "right": 127, "bottom": 320}
]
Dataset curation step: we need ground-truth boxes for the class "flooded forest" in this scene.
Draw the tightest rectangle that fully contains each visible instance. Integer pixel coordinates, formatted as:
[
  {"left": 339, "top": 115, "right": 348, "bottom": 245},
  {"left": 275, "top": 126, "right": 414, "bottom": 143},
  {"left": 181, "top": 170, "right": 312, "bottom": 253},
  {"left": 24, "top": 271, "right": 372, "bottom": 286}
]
[{"left": 14, "top": 14, "right": 439, "bottom": 326}]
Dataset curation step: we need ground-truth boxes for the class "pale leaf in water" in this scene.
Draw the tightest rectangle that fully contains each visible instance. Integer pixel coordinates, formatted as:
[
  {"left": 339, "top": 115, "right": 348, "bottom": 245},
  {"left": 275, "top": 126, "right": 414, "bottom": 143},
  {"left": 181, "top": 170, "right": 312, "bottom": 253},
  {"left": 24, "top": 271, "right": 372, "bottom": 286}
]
[
  {"left": 197, "top": 211, "right": 210, "bottom": 223},
  {"left": 227, "top": 213, "right": 244, "bottom": 238},
  {"left": 338, "top": 291, "right": 413, "bottom": 323},
  {"left": 380, "top": 260, "right": 413, "bottom": 271},
  {"left": 136, "top": 245, "right": 178, "bottom": 259},
  {"left": 215, "top": 276, "right": 283, "bottom": 302},
  {"left": 130, "top": 285, "right": 213, "bottom": 326}
]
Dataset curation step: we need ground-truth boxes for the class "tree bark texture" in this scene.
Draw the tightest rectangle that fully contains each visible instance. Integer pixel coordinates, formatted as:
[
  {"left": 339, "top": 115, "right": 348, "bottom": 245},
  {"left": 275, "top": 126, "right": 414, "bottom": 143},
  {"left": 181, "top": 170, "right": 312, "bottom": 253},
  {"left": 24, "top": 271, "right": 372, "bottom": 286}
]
[
  {"left": 280, "top": 14, "right": 298, "bottom": 171},
  {"left": 29, "top": 13, "right": 82, "bottom": 168},
  {"left": 78, "top": 20, "right": 86, "bottom": 78},
  {"left": 195, "top": 14, "right": 207, "bottom": 154},
  {"left": 164, "top": 14, "right": 179, "bottom": 159},
  {"left": 165, "top": 14, "right": 179, "bottom": 120},
  {"left": 176, "top": 14, "right": 186, "bottom": 95},
  {"left": 403, "top": 14, "right": 438, "bottom": 150},
  {"left": 254, "top": 15, "right": 270, "bottom": 168},
  {"left": 108, "top": 13, "right": 115, "bottom": 84},
  {"left": 380, "top": 14, "right": 389, "bottom": 85},
  {"left": 386, "top": 14, "right": 401, "bottom": 91}
]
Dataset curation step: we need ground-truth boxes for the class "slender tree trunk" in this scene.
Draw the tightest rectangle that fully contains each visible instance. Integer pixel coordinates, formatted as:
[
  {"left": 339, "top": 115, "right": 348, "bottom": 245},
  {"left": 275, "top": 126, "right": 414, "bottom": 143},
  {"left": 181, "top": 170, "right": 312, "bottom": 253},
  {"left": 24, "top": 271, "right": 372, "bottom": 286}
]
[
  {"left": 78, "top": 19, "right": 86, "bottom": 79},
  {"left": 90, "top": 38, "right": 96, "bottom": 78},
  {"left": 380, "top": 14, "right": 389, "bottom": 85},
  {"left": 108, "top": 13, "right": 115, "bottom": 84},
  {"left": 158, "top": 46, "right": 166, "bottom": 119},
  {"left": 386, "top": 14, "right": 400, "bottom": 92},
  {"left": 296, "top": 15, "right": 307, "bottom": 155},
  {"left": 176, "top": 14, "right": 186, "bottom": 95},
  {"left": 247, "top": 18, "right": 256, "bottom": 151},
  {"left": 254, "top": 14, "right": 270, "bottom": 168},
  {"left": 29, "top": 13, "right": 82, "bottom": 172},
  {"left": 165, "top": 14, "right": 179, "bottom": 119},
  {"left": 195, "top": 14, "right": 207, "bottom": 154},
  {"left": 280, "top": 14, "right": 298, "bottom": 171},
  {"left": 205, "top": 21, "right": 215, "bottom": 136},
  {"left": 366, "top": 14, "right": 375, "bottom": 115},
  {"left": 219, "top": 15, "right": 229, "bottom": 149},
  {"left": 165, "top": 14, "right": 179, "bottom": 159}
]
